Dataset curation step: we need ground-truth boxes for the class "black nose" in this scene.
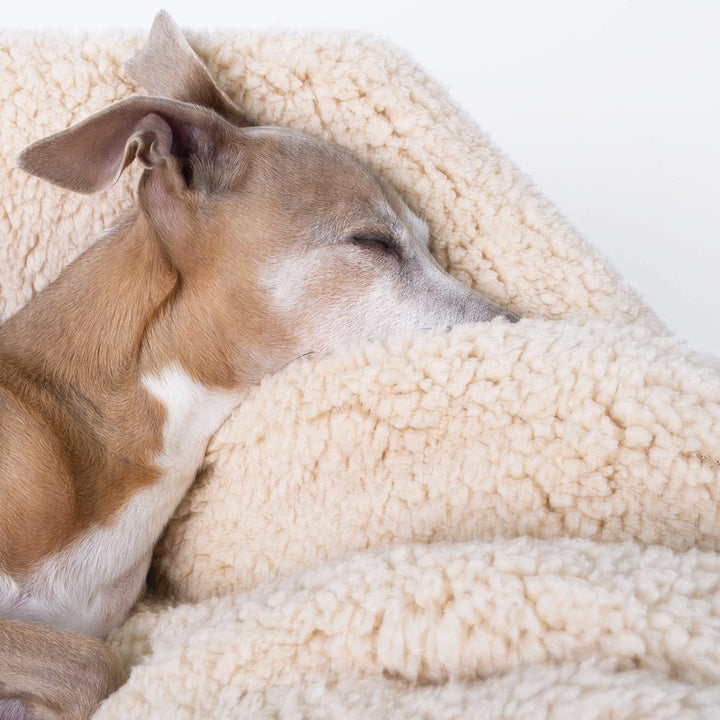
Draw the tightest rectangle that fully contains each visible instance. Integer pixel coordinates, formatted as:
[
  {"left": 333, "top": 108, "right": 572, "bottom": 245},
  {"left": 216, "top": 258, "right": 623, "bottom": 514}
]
[{"left": 499, "top": 308, "right": 520, "bottom": 323}]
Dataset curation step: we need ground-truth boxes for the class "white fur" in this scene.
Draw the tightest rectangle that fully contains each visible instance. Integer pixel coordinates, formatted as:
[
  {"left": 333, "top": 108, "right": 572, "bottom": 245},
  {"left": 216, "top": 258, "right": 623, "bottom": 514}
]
[
  {"left": 0, "top": 365, "right": 241, "bottom": 636},
  {"left": 264, "top": 201, "right": 430, "bottom": 330},
  {"left": 263, "top": 206, "right": 449, "bottom": 352},
  {"left": 142, "top": 364, "right": 242, "bottom": 479}
]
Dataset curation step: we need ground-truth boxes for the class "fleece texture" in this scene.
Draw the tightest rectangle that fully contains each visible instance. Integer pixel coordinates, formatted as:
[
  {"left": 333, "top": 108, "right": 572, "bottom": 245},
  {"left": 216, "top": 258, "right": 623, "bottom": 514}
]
[{"left": 1, "top": 24, "right": 719, "bottom": 719}]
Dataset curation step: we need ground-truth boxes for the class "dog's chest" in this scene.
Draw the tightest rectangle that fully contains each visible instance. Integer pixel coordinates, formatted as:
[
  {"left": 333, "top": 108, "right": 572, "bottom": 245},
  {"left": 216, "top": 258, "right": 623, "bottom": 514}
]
[{"left": 1, "top": 365, "right": 240, "bottom": 636}]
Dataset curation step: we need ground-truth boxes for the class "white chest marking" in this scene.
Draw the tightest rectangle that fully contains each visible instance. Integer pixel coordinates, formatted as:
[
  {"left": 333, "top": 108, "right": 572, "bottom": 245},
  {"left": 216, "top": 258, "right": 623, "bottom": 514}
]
[
  {"left": 0, "top": 365, "right": 241, "bottom": 637},
  {"left": 143, "top": 364, "right": 243, "bottom": 481}
]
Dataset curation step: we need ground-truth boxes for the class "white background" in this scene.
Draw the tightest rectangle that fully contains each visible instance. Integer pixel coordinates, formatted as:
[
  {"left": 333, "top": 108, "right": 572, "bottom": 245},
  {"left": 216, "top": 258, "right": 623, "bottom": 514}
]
[{"left": 5, "top": 1, "right": 719, "bottom": 356}]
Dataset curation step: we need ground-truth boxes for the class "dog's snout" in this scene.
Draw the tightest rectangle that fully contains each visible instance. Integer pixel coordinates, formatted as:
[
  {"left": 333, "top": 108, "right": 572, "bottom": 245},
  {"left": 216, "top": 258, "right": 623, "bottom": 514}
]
[{"left": 459, "top": 294, "right": 519, "bottom": 324}]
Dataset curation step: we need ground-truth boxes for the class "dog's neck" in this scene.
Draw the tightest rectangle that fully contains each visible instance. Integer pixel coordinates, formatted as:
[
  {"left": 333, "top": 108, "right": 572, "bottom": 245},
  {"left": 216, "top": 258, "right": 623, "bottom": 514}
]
[
  {"left": 0, "top": 213, "right": 247, "bottom": 553},
  {"left": 1, "top": 211, "right": 254, "bottom": 390}
]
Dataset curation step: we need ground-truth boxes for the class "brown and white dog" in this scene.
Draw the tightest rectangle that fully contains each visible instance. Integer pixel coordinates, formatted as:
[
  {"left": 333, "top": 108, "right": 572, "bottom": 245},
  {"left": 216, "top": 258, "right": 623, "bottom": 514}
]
[{"left": 0, "top": 12, "right": 517, "bottom": 719}]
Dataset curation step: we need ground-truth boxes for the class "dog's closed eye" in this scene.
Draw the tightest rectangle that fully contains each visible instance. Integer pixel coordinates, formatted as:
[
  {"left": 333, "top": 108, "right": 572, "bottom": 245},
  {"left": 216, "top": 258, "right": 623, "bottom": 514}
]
[{"left": 349, "top": 233, "right": 401, "bottom": 258}]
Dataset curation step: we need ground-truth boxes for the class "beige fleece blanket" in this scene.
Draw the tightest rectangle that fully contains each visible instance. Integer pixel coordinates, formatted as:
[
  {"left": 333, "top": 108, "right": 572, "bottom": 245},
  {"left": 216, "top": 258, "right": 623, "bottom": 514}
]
[{"left": 1, "top": 24, "right": 719, "bottom": 719}]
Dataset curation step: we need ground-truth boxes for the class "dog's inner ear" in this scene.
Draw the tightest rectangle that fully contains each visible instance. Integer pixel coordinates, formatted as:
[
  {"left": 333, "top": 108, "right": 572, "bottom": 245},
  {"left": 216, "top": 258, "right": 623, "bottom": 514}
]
[{"left": 123, "top": 113, "right": 181, "bottom": 176}]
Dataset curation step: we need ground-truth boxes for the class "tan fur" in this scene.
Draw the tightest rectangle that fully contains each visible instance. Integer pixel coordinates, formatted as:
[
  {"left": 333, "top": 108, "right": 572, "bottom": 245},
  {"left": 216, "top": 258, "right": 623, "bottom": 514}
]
[
  {"left": 0, "top": 619, "right": 125, "bottom": 720},
  {"left": 0, "top": 216, "right": 172, "bottom": 574},
  {"left": 123, "top": 10, "right": 251, "bottom": 128}
]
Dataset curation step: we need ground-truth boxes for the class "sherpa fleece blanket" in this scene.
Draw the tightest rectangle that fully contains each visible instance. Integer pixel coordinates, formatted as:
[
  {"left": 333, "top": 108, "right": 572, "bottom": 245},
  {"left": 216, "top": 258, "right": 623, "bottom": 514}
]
[{"left": 2, "top": 22, "right": 720, "bottom": 719}]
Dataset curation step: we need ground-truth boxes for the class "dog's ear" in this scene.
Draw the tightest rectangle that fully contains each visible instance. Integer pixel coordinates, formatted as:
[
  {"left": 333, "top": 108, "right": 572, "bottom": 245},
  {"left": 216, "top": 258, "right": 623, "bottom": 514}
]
[
  {"left": 17, "top": 95, "right": 228, "bottom": 194},
  {"left": 18, "top": 95, "right": 241, "bottom": 271},
  {"left": 124, "top": 10, "right": 251, "bottom": 128}
]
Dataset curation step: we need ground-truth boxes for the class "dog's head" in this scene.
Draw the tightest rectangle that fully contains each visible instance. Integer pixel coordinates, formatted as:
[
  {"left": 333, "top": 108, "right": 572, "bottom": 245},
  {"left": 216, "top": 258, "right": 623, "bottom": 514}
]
[{"left": 18, "top": 12, "right": 517, "bottom": 384}]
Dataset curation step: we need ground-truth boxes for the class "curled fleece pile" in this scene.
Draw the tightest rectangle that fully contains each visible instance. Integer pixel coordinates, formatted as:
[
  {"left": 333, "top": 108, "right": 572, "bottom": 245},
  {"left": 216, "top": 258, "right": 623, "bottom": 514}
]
[{"left": 2, "top": 21, "right": 720, "bottom": 719}]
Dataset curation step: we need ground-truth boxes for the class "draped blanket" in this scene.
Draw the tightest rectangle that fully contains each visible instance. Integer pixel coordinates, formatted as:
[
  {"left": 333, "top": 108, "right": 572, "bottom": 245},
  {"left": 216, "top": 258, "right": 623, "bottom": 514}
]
[{"left": 1, "top": 24, "right": 718, "bottom": 718}]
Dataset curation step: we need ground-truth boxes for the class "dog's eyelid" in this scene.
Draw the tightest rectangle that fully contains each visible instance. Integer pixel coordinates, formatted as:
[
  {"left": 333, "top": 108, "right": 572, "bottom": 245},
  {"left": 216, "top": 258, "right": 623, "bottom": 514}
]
[{"left": 349, "top": 232, "right": 401, "bottom": 257}]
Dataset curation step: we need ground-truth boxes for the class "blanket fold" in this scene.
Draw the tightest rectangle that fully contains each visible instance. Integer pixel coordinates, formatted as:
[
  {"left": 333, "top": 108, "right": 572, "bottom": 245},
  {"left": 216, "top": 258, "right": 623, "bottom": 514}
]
[
  {"left": 1, "top": 22, "right": 718, "bottom": 719},
  {"left": 152, "top": 319, "right": 720, "bottom": 602},
  {"left": 102, "top": 539, "right": 720, "bottom": 718}
]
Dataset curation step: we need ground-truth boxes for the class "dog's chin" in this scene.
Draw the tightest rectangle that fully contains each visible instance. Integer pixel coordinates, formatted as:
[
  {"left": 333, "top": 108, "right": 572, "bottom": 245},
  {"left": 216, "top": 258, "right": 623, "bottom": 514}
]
[{"left": 289, "top": 308, "right": 520, "bottom": 365}]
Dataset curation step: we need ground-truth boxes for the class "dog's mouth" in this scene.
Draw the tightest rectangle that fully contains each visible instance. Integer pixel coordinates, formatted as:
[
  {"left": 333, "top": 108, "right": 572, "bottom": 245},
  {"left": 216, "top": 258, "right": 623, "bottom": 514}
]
[{"left": 285, "top": 311, "right": 520, "bottom": 369}]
